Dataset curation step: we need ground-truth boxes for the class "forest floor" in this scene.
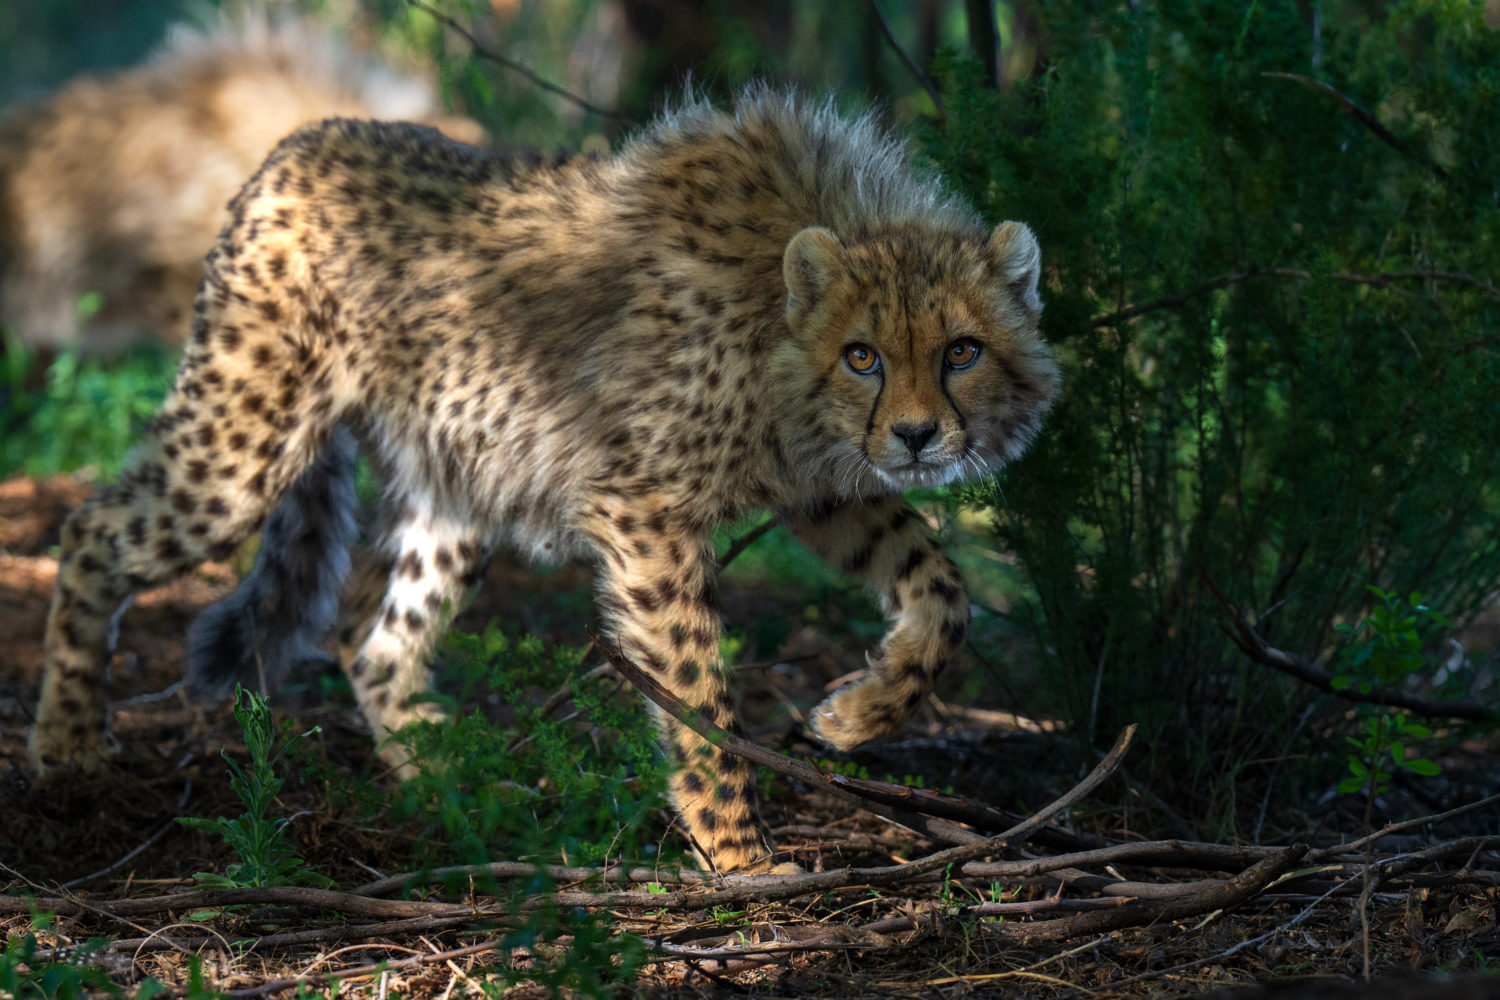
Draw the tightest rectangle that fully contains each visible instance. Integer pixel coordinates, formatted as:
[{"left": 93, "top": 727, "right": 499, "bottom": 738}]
[{"left": 1, "top": 473, "right": 1497, "bottom": 999}]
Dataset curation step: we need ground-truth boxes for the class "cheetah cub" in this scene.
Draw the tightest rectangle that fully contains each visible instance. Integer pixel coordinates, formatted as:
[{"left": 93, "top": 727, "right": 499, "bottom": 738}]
[{"left": 32, "top": 86, "right": 1060, "bottom": 873}]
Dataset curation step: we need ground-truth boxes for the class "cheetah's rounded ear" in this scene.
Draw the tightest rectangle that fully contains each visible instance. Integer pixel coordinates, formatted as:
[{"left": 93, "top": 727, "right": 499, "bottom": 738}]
[
  {"left": 783, "top": 227, "right": 846, "bottom": 323},
  {"left": 986, "top": 221, "right": 1042, "bottom": 315}
]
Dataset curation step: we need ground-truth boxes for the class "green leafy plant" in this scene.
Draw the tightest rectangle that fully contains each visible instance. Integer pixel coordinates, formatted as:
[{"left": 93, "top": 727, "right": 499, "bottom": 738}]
[
  {"left": 177, "top": 686, "right": 334, "bottom": 889},
  {"left": 928, "top": 0, "right": 1500, "bottom": 833},
  {"left": 0, "top": 338, "right": 174, "bottom": 478},
  {"left": 0, "top": 918, "right": 120, "bottom": 999},
  {"left": 379, "top": 623, "right": 664, "bottom": 995},
  {"left": 1334, "top": 588, "right": 1446, "bottom": 796},
  {"left": 1333, "top": 587, "right": 1451, "bottom": 694},
  {"left": 1339, "top": 712, "right": 1439, "bottom": 797}
]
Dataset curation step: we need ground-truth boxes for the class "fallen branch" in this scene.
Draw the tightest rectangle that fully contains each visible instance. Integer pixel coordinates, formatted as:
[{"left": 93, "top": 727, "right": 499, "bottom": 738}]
[
  {"left": 220, "top": 934, "right": 508, "bottom": 999},
  {"left": 61, "top": 780, "right": 194, "bottom": 890},
  {"left": 1203, "top": 570, "right": 1497, "bottom": 723},
  {"left": 986, "top": 843, "right": 1308, "bottom": 945},
  {"left": 347, "top": 814, "right": 1500, "bottom": 903},
  {"left": 102, "top": 914, "right": 489, "bottom": 956},
  {"left": 600, "top": 638, "right": 1136, "bottom": 860},
  {"left": 1308, "top": 791, "right": 1500, "bottom": 860},
  {"left": 0, "top": 885, "right": 467, "bottom": 921}
]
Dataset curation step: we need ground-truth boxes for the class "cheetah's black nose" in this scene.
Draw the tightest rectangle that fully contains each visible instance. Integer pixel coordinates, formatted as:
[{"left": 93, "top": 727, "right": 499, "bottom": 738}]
[{"left": 893, "top": 422, "right": 937, "bottom": 455}]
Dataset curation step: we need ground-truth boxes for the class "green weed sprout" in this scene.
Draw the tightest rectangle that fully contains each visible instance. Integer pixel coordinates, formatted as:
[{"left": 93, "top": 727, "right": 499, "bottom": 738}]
[
  {"left": 0, "top": 916, "right": 120, "bottom": 999},
  {"left": 1334, "top": 588, "right": 1446, "bottom": 797},
  {"left": 178, "top": 686, "right": 334, "bottom": 889}
]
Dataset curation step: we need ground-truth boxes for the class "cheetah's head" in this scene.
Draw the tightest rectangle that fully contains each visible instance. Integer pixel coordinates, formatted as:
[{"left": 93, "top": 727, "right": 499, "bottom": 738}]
[{"left": 781, "top": 222, "right": 1059, "bottom": 491}]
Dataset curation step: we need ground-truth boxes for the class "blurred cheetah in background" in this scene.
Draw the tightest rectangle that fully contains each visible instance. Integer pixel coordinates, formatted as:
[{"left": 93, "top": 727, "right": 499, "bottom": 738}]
[
  {"left": 0, "top": 5, "right": 483, "bottom": 354},
  {"left": 31, "top": 86, "right": 1059, "bottom": 872}
]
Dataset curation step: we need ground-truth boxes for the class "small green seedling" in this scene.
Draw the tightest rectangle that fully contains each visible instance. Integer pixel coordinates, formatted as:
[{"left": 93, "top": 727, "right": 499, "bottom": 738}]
[
  {"left": 0, "top": 919, "right": 121, "bottom": 999},
  {"left": 178, "top": 686, "right": 334, "bottom": 888},
  {"left": 1334, "top": 588, "right": 1446, "bottom": 797}
]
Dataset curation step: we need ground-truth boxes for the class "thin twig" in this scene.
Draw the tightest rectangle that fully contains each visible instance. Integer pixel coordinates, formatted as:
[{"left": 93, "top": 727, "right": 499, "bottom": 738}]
[
  {"left": 601, "top": 637, "right": 1136, "bottom": 861},
  {"left": 869, "top": 1, "right": 947, "bottom": 120},
  {"left": 1092, "top": 266, "right": 1500, "bottom": 327},
  {"left": 985, "top": 844, "right": 1308, "bottom": 945},
  {"left": 1308, "top": 792, "right": 1500, "bottom": 861},
  {"left": 598, "top": 637, "right": 990, "bottom": 848},
  {"left": 1084, "top": 866, "right": 1356, "bottom": 994},
  {"left": 348, "top": 803, "right": 1500, "bottom": 900},
  {"left": 1262, "top": 71, "right": 1450, "bottom": 179},
  {"left": 408, "top": 1, "right": 631, "bottom": 121},
  {"left": 718, "top": 519, "right": 777, "bottom": 570},
  {"left": 1203, "top": 570, "right": 1498, "bottom": 722},
  {"left": 221, "top": 936, "right": 508, "bottom": 999},
  {"left": 105, "top": 914, "right": 487, "bottom": 955},
  {"left": 0, "top": 886, "right": 467, "bottom": 920}
]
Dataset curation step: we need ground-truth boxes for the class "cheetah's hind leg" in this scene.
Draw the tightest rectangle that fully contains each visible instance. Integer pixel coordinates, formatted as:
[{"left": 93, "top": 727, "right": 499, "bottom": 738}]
[
  {"left": 186, "top": 423, "right": 359, "bottom": 699},
  {"left": 340, "top": 496, "right": 490, "bottom": 778}
]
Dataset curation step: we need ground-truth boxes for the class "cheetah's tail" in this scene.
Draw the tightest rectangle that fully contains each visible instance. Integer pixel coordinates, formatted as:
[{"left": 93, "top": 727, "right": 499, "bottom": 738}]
[{"left": 186, "top": 424, "right": 359, "bottom": 698}]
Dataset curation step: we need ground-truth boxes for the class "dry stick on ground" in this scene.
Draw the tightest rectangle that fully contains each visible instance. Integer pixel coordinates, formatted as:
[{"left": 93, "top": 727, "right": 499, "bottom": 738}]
[
  {"left": 1091, "top": 265, "right": 1500, "bottom": 328},
  {"left": 60, "top": 780, "right": 193, "bottom": 890},
  {"left": 1202, "top": 570, "right": 1498, "bottom": 723},
  {"left": 599, "top": 637, "right": 1136, "bottom": 855},
  {"left": 406, "top": 1, "right": 632, "bottom": 122},
  {"left": 218, "top": 936, "right": 510, "bottom": 1000},
  {"left": 1080, "top": 870, "right": 1358, "bottom": 996},
  {"left": 0, "top": 886, "right": 467, "bottom": 921},
  {"left": 0, "top": 730, "right": 1141, "bottom": 929},
  {"left": 103, "top": 914, "right": 487, "bottom": 957},
  {"left": 1307, "top": 794, "right": 1500, "bottom": 860},
  {"left": 910, "top": 844, "right": 1308, "bottom": 947},
  {"left": 345, "top": 810, "right": 1500, "bottom": 900}
]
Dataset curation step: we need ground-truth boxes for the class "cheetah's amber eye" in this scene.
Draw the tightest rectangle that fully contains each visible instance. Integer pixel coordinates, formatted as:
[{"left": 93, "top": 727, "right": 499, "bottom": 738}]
[
  {"left": 844, "top": 343, "right": 881, "bottom": 375},
  {"left": 945, "top": 338, "right": 981, "bottom": 370}
]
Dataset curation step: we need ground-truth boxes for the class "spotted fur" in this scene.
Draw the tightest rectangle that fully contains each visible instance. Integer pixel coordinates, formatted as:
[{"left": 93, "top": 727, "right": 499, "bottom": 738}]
[{"left": 31, "top": 87, "right": 1060, "bottom": 873}]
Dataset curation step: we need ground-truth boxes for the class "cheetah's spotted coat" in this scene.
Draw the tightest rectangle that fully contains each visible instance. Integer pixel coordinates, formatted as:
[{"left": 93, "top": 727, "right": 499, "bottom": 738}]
[{"left": 32, "top": 88, "right": 1059, "bottom": 872}]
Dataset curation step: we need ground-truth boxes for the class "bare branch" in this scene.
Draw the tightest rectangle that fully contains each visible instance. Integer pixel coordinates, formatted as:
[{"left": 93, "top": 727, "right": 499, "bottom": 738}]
[
  {"left": 220, "top": 935, "right": 507, "bottom": 999},
  {"left": 718, "top": 518, "right": 777, "bottom": 570},
  {"left": 602, "top": 637, "right": 1135, "bottom": 861},
  {"left": 1308, "top": 792, "right": 1500, "bottom": 860},
  {"left": 1262, "top": 71, "right": 1450, "bottom": 179},
  {"left": 1092, "top": 265, "right": 1500, "bottom": 327},
  {"left": 60, "top": 780, "right": 193, "bottom": 889},
  {"left": 1202, "top": 570, "right": 1498, "bottom": 723},
  {"left": 408, "top": 1, "right": 632, "bottom": 122},
  {"left": 869, "top": 1, "right": 947, "bottom": 120}
]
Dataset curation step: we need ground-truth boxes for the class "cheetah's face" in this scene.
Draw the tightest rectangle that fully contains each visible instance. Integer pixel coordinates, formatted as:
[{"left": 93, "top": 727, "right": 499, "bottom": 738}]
[{"left": 782, "top": 223, "right": 1059, "bottom": 489}]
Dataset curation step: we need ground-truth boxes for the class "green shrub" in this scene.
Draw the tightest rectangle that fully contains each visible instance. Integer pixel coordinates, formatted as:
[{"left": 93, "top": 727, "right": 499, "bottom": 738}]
[
  {"left": 382, "top": 625, "right": 662, "bottom": 994},
  {"left": 931, "top": 0, "right": 1500, "bottom": 834},
  {"left": 178, "top": 687, "right": 334, "bottom": 889},
  {"left": 1, "top": 337, "right": 174, "bottom": 478},
  {"left": 0, "top": 917, "right": 119, "bottom": 999}
]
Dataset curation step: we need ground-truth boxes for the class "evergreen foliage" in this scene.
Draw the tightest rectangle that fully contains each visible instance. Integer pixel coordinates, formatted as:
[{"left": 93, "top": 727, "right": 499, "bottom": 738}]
[{"left": 932, "top": 1, "right": 1500, "bottom": 832}]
